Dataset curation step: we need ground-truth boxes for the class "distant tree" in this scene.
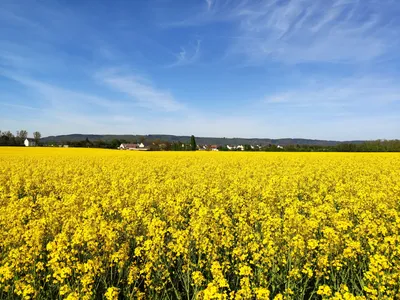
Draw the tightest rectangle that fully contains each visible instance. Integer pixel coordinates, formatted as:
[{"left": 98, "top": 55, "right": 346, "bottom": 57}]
[
  {"left": 172, "top": 141, "right": 184, "bottom": 151},
  {"left": 164, "top": 142, "right": 172, "bottom": 151},
  {"left": 190, "top": 135, "right": 197, "bottom": 151},
  {"left": 244, "top": 144, "right": 252, "bottom": 151},
  {"left": 13, "top": 131, "right": 25, "bottom": 145},
  {"left": 152, "top": 139, "right": 162, "bottom": 150},
  {"left": 2, "top": 131, "right": 14, "bottom": 139},
  {"left": 110, "top": 139, "right": 121, "bottom": 149},
  {"left": 0, "top": 131, "right": 14, "bottom": 145},
  {"left": 94, "top": 140, "right": 107, "bottom": 148},
  {"left": 16, "top": 130, "right": 28, "bottom": 140},
  {"left": 33, "top": 131, "right": 41, "bottom": 145},
  {"left": 85, "top": 137, "right": 92, "bottom": 147}
]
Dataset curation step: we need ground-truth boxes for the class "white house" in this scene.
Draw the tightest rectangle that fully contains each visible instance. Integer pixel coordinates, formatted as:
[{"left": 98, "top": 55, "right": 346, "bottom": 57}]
[
  {"left": 24, "top": 138, "right": 37, "bottom": 147},
  {"left": 237, "top": 145, "right": 245, "bottom": 151},
  {"left": 210, "top": 145, "right": 219, "bottom": 151},
  {"left": 119, "top": 143, "right": 149, "bottom": 151},
  {"left": 277, "top": 145, "right": 284, "bottom": 149},
  {"left": 119, "top": 143, "right": 137, "bottom": 150}
]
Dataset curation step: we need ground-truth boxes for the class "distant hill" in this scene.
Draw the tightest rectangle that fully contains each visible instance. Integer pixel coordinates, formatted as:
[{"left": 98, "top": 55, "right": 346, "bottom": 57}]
[{"left": 41, "top": 134, "right": 366, "bottom": 146}]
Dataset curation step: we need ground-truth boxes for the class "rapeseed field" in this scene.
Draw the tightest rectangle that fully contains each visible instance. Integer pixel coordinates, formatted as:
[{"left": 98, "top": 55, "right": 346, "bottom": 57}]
[{"left": 1, "top": 148, "right": 400, "bottom": 299}]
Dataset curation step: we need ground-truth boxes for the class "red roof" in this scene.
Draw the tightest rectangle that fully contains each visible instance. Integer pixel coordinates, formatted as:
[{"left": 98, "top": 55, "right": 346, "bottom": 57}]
[{"left": 122, "top": 144, "right": 138, "bottom": 148}]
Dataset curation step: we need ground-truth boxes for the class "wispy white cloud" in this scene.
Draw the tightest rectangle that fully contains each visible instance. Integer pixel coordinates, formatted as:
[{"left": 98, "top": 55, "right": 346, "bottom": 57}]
[
  {"left": 1, "top": 0, "right": 399, "bottom": 140},
  {"left": 171, "top": 0, "right": 399, "bottom": 64},
  {"left": 0, "top": 71, "right": 118, "bottom": 109},
  {"left": 205, "top": 0, "right": 213, "bottom": 11},
  {"left": 263, "top": 76, "right": 400, "bottom": 110},
  {"left": 96, "top": 69, "right": 184, "bottom": 111},
  {"left": 0, "top": 102, "right": 39, "bottom": 111},
  {"left": 167, "top": 39, "right": 201, "bottom": 67},
  {"left": 242, "top": 0, "right": 395, "bottom": 63}
]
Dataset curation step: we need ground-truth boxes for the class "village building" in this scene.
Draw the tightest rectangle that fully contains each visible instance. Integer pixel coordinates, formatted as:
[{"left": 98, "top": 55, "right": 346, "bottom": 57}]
[
  {"left": 119, "top": 143, "right": 149, "bottom": 151},
  {"left": 24, "top": 138, "right": 37, "bottom": 147},
  {"left": 210, "top": 145, "right": 219, "bottom": 151}
]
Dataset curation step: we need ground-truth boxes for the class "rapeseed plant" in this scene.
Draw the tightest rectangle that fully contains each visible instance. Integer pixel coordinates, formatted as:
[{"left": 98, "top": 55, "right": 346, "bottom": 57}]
[{"left": 0, "top": 148, "right": 399, "bottom": 299}]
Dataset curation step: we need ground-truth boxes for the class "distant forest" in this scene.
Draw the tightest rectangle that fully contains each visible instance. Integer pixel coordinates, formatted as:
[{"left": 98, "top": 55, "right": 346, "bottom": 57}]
[
  {"left": 56, "top": 139, "right": 400, "bottom": 152},
  {"left": 2, "top": 131, "right": 399, "bottom": 152}
]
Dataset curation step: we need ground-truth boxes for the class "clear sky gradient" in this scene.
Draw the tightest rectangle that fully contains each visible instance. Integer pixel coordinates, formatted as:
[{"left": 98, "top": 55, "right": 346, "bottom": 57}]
[{"left": 1, "top": 0, "right": 399, "bottom": 140}]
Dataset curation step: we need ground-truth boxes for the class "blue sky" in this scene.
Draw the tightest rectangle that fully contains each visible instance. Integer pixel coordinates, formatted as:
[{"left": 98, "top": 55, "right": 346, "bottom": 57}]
[{"left": 1, "top": 0, "right": 399, "bottom": 140}]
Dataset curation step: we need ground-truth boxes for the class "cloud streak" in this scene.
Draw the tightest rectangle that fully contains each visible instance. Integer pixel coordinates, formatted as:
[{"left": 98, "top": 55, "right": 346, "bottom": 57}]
[
  {"left": 173, "top": 0, "right": 399, "bottom": 64},
  {"left": 0, "top": 102, "right": 39, "bottom": 111},
  {"left": 167, "top": 39, "right": 201, "bottom": 67},
  {"left": 1, "top": 0, "right": 399, "bottom": 140},
  {"left": 96, "top": 69, "right": 184, "bottom": 111},
  {"left": 263, "top": 76, "right": 400, "bottom": 112},
  {"left": 0, "top": 70, "right": 119, "bottom": 110},
  {"left": 205, "top": 0, "right": 213, "bottom": 11}
]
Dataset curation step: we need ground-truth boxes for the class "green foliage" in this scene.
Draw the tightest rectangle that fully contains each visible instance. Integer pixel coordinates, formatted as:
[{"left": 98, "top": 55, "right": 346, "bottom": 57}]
[
  {"left": 2, "top": 130, "right": 400, "bottom": 152},
  {"left": 33, "top": 131, "right": 41, "bottom": 145},
  {"left": 16, "top": 130, "right": 28, "bottom": 140},
  {"left": 0, "top": 130, "right": 23, "bottom": 146},
  {"left": 190, "top": 135, "right": 197, "bottom": 151}
]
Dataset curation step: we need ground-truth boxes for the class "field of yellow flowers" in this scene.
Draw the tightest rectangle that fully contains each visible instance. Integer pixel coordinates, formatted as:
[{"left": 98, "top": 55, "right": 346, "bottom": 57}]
[{"left": 1, "top": 148, "right": 400, "bottom": 299}]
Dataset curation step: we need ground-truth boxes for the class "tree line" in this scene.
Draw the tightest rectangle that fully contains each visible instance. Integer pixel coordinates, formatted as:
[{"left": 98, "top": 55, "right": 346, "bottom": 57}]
[
  {"left": 45, "top": 136, "right": 198, "bottom": 151},
  {"left": 2, "top": 130, "right": 399, "bottom": 152},
  {"left": 218, "top": 140, "right": 400, "bottom": 152},
  {"left": 0, "top": 130, "right": 41, "bottom": 146},
  {"left": 45, "top": 138, "right": 400, "bottom": 152}
]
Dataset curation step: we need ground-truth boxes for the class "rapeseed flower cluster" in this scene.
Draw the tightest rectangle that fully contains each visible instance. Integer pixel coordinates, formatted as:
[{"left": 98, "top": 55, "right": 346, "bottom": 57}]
[{"left": 1, "top": 148, "right": 400, "bottom": 299}]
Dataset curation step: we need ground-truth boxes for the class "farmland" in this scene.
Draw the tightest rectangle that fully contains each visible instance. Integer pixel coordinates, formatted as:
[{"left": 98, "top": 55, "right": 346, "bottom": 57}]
[{"left": 1, "top": 148, "right": 400, "bottom": 299}]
